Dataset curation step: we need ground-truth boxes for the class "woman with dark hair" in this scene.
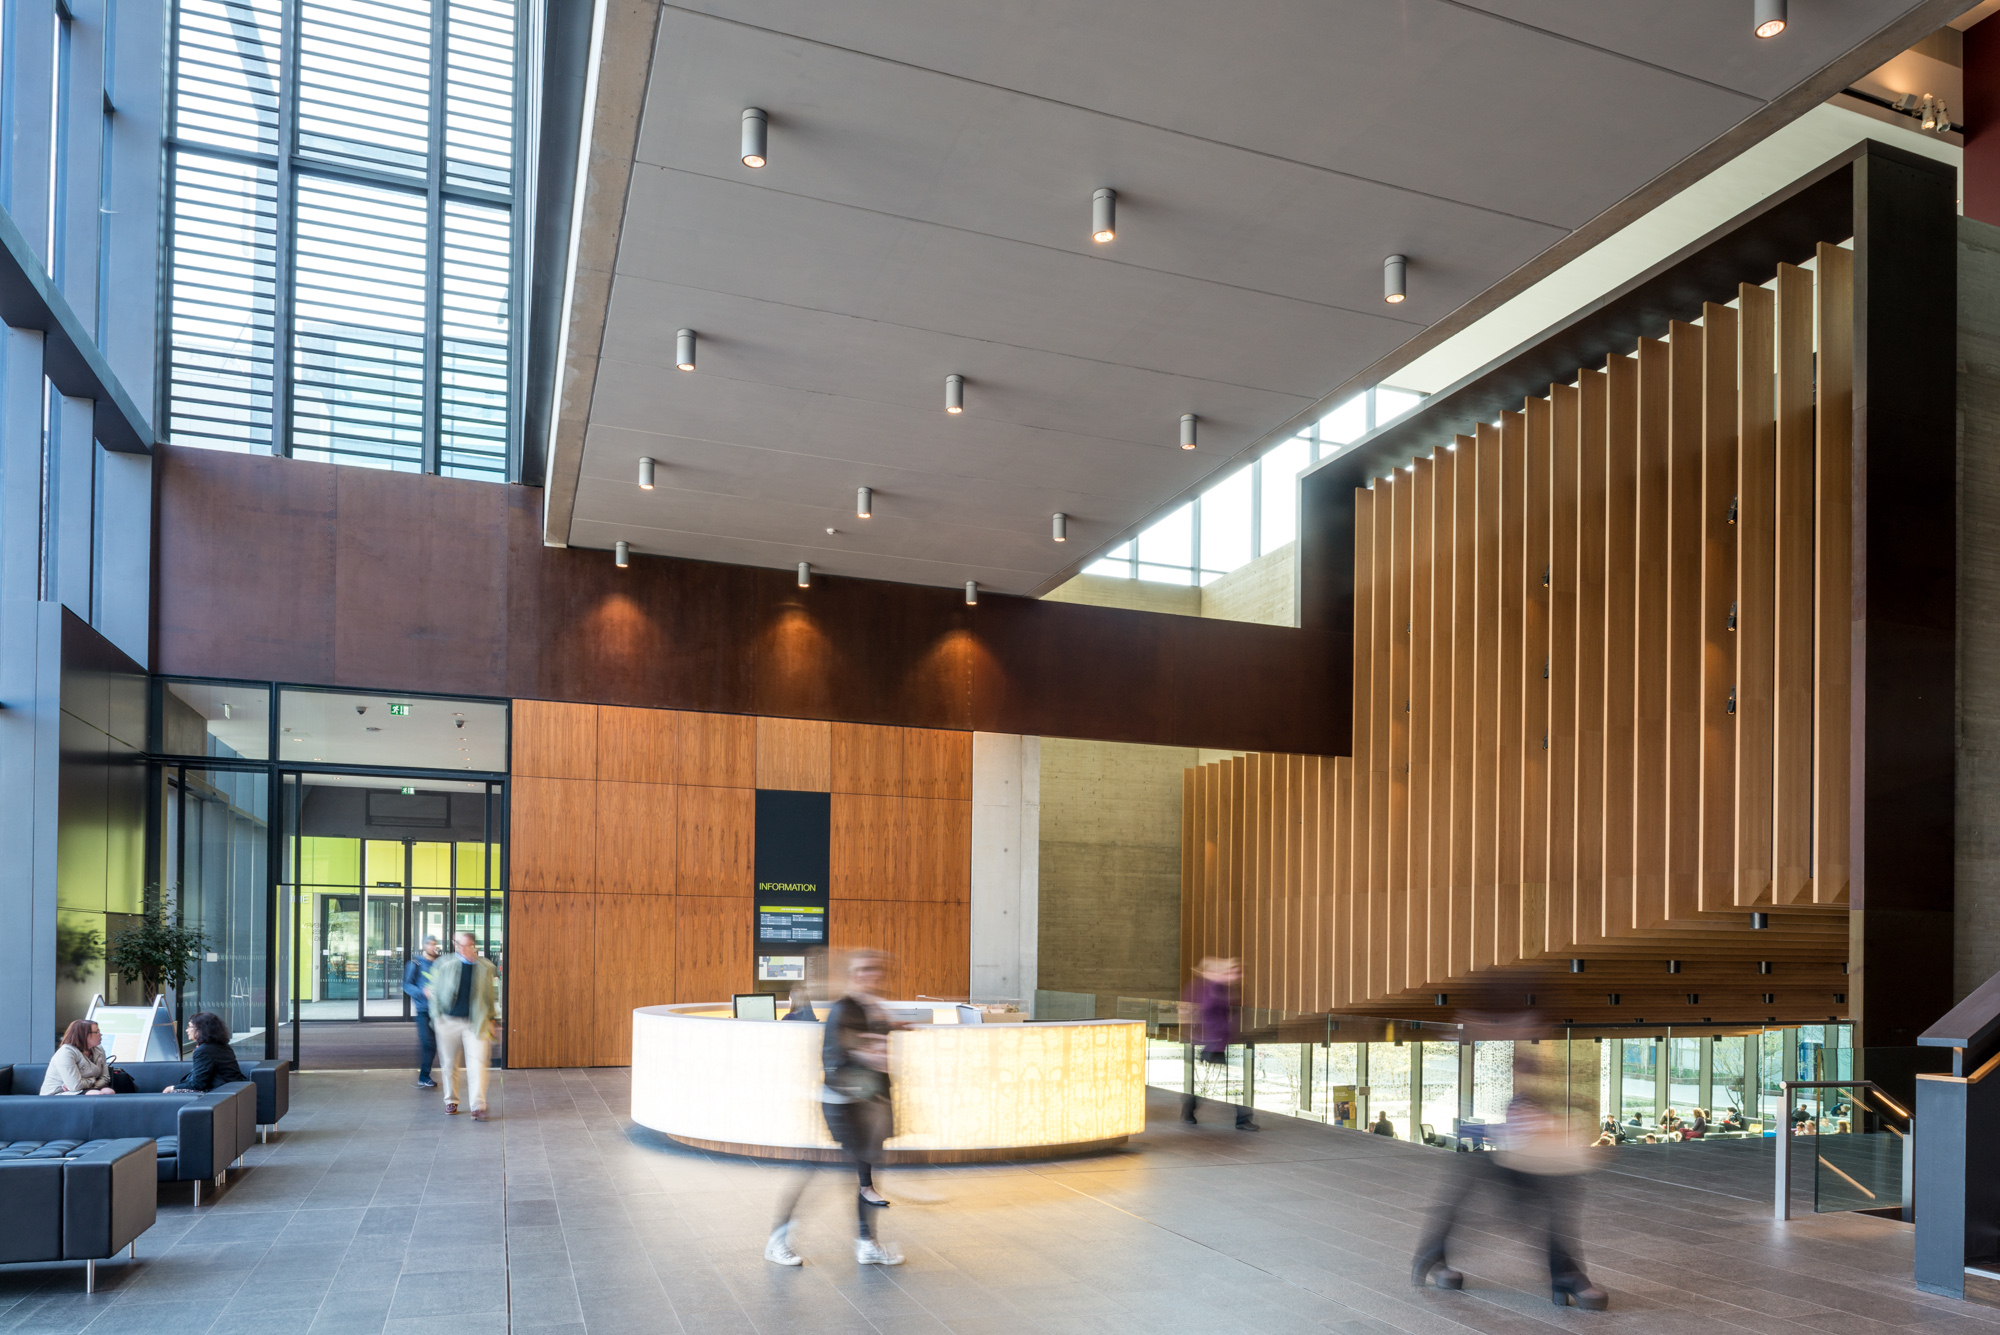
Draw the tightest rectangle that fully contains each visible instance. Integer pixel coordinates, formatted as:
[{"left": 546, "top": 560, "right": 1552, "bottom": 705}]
[
  {"left": 164, "top": 1012, "right": 247, "bottom": 1092},
  {"left": 41, "top": 1019, "right": 115, "bottom": 1094}
]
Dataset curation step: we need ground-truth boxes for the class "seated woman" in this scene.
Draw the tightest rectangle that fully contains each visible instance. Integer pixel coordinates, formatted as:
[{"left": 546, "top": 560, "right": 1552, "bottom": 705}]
[
  {"left": 1590, "top": 1128, "right": 1618, "bottom": 1148},
  {"left": 1685, "top": 1108, "right": 1708, "bottom": 1139},
  {"left": 41, "top": 1019, "right": 116, "bottom": 1094},
  {"left": 164, "top": 1012, "right": 247, "bottom": 1092}
]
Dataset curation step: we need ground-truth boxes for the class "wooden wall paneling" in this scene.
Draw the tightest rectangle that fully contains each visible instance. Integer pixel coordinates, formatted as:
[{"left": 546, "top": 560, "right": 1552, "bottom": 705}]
[
  {"left": 1634, "top": 340, "right": 1671, "bottom": 931},
  {"left": 902, "top": 728, "right": 973, "bottom": 802},
  {"left": 1245, "top": 753, "right": 1267, "bottom": 1007},
  {"left": 676, "top": 784, "right": 754, "bottom": 897},
  {"left": 1182, "top": 766, "right": 1200, "bottom": 987},
  {"left": 1330, "top": 756, "right": 1351, "bottom": 1009},
  {"left": 597, "top": 706, "right": 676, "bottom": 784},
  {"left": 1665, "top": 323, "right": 1706, "bottom": 922},
  {"left": 830, "top": 723, "right": 902, "bottom": 797},
  {"left": 1426, "top": 449, "right": 1456, "bottom": 987},
  {"left": 675, "top": 894, "right": 754, "bottom": 1002},
  {"left": 757, "top": 717, "right": 832, "bottom": 791},
  {"left": 1772, "top": 262, "right": 1816, "bottom": 904},
  {"left": 1223, "top": 755, "right": 1245, "bottom": 966},
  {"left": 504, "top": 890, "right": 593, "bottom": 1067},
  {"left": 1388, "top": 473, "right": 1414, "bottom": 996},
  {"left": 1408, "top": 457, "right": 1436, "bottom": 988},
  {"left": 1349, "top": 489, "right": 1374, "bottom": 1002},
  {"left": 832, "top": 795, "right": 972, "bottom": 903},
  {"left": 1735, "top": 282, "right": 1778, "bottom": 906},
  {"left": 1573, "top": 368, "right": 1609, "bottom": 948},
  {"left": 1369, "top": 478, "right": 1395, "bottom": 999},
  {"left": 1300, "top": 755, "right": 1323, "bottom": 1013},
  {"left": 1496, "top": 410, "right": 1527, "bottom": 968},
  {"left": 510, "top": 776, "right": 597, "bottom": 894},
  {"left": 513, "top": 699, "right": 598, "bottom": 779},
  {"left": 592, "top": 892, "right": 676, "bottom": 1065},
  {"left": 1699, "top": 302, "right": 1740, "bottom": 911},
  {"left": 1282, "top": 753, "right": 1303, "bottom": 1009},
  {"left": 1602, "top": 354, "right": 1640, "bottom": 939},
  {"left": 1448, "top": 442, "right": 1478, "bottom": 979},
  {"left": 1813, "top": 243, "right": 1854, "bottom": 906},
  {"left": 596, "top": 780, "right": 678, "bottom": 896},
  {"left": 1471, "top": 423, "right": 1502, "bottom": 974},
  {"left": 1546, "top": 387, "right": 1580, "bottom": 957},
  {"left": 1521, "top": 397, "right": 1553, "bottom": 960},
  {"left": 675, "top": 710, "right": 757, "bottom": 788},
  {"left": 831, "top": 900, "right": 970, "bottom": 999}
]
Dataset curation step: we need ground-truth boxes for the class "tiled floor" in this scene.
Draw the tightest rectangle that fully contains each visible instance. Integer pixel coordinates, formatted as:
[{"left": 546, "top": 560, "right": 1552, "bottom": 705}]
[{"left": 1, "top": 1069, "right": 1991, "bottom": 1335}]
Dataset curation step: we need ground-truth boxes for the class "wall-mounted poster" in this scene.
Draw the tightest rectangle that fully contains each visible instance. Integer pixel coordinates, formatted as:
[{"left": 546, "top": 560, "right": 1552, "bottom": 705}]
[{"left": 754, "top": 790, "right": 830, "bottom": 950}]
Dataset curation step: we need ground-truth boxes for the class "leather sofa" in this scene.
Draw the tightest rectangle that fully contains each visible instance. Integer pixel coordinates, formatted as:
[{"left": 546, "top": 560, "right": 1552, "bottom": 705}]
[
  {"left": 0, "top": 1138, "right": 155, "bottom": 1291},
  {"left": 0, "top": 1072, "right": 254, "bottom": 1204},
  {"left": 4, "top": 1056, "right": 289, "bottom": 1137}
]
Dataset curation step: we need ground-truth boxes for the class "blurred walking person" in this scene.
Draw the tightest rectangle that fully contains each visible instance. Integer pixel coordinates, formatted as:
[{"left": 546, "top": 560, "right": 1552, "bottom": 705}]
[
  {"left": 1412, "top": 1088, "right": 1607, "bottom": 1309},
  {"left": 427, "top": 931, "right": 499, "bottom": 1121},
  {"left": 403, "top": 935, "right": 442, "bottom": 1088},
  {"left": 1182, "top": 957, "right": 1257, "bottom": 1131},
  {"left": 767, "top": 950, "right": 906, "bottom": 1267}
]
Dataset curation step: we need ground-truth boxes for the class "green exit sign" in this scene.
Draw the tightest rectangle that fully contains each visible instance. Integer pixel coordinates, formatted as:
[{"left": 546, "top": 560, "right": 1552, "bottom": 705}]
[
  {"left": 400, "top": 786, "right": 416, "bottom": 796},
  {"left": 388, "top": 702, "right": 410, "bottom": 716}
]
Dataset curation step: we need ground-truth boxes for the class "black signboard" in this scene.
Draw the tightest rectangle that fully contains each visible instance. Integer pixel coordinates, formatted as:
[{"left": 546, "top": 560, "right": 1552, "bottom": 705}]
[{"left": 753, "top": 789, "right": 830, "bottom": 948}]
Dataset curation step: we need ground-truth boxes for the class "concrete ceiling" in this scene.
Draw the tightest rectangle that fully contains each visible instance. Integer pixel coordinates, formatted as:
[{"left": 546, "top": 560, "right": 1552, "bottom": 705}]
[{"left": 548, "top": 0, "right": 1974, "bottom": 595}]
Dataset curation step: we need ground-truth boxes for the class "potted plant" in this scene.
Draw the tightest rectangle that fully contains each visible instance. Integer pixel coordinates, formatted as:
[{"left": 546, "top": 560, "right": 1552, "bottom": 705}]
[{"left": 106, "top": 883, "right": 210, "bottom": 1015}]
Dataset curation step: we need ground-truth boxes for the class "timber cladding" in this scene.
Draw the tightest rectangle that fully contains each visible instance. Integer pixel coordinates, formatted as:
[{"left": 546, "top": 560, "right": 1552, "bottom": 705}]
[
  {"left": 507, "top": 700, "right": 971, "bottom": 1068},
  {"left": 1183, "top": 247, "right": 1854, "bottom": 1024}
]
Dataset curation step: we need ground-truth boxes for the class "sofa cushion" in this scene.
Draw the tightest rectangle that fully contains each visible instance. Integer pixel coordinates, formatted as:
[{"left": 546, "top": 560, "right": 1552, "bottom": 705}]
[
  {"left": 153, "top": 1135, "right": 178, "bottom": 1180},
  {"left": 0, "top": 1139, "right": 116, "bottom": 1160}
]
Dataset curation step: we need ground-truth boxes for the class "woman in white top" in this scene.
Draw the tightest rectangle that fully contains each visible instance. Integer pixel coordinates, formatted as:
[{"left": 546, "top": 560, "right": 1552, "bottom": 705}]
[{"left": 41, "top": 1018, "right": 116, "bottom": 1095}]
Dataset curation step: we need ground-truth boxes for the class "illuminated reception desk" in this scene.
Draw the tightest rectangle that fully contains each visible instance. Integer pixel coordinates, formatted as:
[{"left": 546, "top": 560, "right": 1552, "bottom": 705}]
[{"left": 630, "top": 1003, "right": 1147, "bottom": 1162}]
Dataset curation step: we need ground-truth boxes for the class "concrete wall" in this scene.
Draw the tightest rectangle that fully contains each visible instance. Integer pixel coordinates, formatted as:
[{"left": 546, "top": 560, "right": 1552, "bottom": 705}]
[
  {"left": 1199, "top": 543, "right": 1296, "bottom": 626},
  {"left": 970, "top": 732, "right": 1039, "bottom": 1003},
  {"left": 1041, "top": 573, "right": 1200, "bottom": 616},
  {"left": 1958, "top": 215, "right": 2000, "bottom": 1001}
]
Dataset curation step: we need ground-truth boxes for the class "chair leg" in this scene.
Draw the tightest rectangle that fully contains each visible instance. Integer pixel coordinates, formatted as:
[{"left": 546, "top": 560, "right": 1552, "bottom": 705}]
[
  {"left": 193, "top": 1179, "right": 202, "bottom": 1207},
  {"left": 129, "top": 1241, "right": 136, "bottom": 1259},
  {"left": 86, "top": 1260, "right": 95, "bottom": 1294}
]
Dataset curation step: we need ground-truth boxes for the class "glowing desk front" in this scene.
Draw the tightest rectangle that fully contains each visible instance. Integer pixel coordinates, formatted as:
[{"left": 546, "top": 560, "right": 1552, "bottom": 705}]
[{"left": 630, "top": 1003, "right": 1146, "bottom": 1162}]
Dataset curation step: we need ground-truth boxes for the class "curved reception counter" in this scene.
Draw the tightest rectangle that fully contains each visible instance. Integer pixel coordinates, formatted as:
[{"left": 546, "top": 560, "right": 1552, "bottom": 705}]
[{"left": 630, "top": 1003, "right": 1147, "bottom": 1163}]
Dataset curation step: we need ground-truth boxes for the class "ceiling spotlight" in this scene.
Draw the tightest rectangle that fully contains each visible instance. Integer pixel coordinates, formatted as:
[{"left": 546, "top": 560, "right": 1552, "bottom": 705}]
[
  {"left": 676, "top": 328, "right": 696, "bottom": 371},
  {"left": 857, "top": 486, "right": 872, "bottom": 519},
  {"left": 1180, "top": 413, "right": 1197, "bottom": 451},
  {"left": 945, "top": 374, "right": 964, "bottom": 414},
  {"left": 1384, "top": 253, "right": 1408, "bottom": 304},
  {"left": 614, "top": 540, "right": 629, "bottom": 568},
  {"left": 1092, "top": 188, "right": 1116, "bottom": 243},
  {"left": 1052, "top": 512, "right": 1068, "bottom": 542},
  {"left": 965, "top": 581, "right": 978, "bottom": 606},
  {"left": 1753, "top": 0, "right": 1785, "bottom": 37},
  {"left": 797, "top": 562, "right": 811, "bottom": 588},
  {"left": 638, "top": 456, "right": 655, "bottom": 490},
  {"left": 741, "top": 108, "right": 767, "bottom": 167}
]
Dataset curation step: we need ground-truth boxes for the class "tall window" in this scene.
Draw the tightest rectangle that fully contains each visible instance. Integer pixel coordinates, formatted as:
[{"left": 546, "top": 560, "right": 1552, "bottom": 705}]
[
  {"left": 1089, "top": 385, "right": 1424, "bottom": 585},
  {"left": 165, "top": 0, "right": 524, "bottom": 480}
]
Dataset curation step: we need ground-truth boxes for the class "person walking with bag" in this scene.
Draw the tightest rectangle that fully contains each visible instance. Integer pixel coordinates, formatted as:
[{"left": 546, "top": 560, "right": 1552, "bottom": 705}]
[{"left": 427, "top": 931, "right": 499, "bottom": 1121}]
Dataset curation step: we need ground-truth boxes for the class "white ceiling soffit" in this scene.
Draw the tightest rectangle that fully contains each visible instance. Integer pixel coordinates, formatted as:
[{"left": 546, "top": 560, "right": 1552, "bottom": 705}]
[{"left": 546, "top": 0, "right": 1980, "bottom": 597}]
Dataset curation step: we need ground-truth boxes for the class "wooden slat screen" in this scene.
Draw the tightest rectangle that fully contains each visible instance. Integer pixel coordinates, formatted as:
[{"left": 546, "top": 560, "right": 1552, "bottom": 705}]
[{"left": 1182, "top": 257, "right": 1854, "bottom": 1017}]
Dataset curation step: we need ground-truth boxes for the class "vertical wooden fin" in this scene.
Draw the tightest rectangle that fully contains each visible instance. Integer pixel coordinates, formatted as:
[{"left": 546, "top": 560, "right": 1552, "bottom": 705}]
[
  {"left": 1664, "top": 321, "right": 1705, "bottom": 923},
  {"left": 1634, "top": 338, "right": 1671, "bottom": 930},
  {"left": 1546, "top": 386, "right": 1581, "bottom": 958},
  {"left": 1602, "top": 353, "right": 1640, "bottom": 936},
  {"left": 1573, "top": 368, "right": 1609, "bottom": 946},
  {"left": 1772, "top": 262, "right": 1816, "bottom": 905},
  {"left": 1496, "top": 410, "right": 1527, "bottom": 966},
  {"left": 1699, "top": 302, "right": 1739, "bottom": 912},
  {"left": 1521, "top": 397, "right": 1553, "bottom": 960},
  {"left": 1813, "top": 243, "right": 1854, "bottom": 907},
  {"left": 1409, "top": 457, "right": 1436, "bottom": 988},
  {"left": 1736, "top": 281, "right": 1777, "bottom": 907}
]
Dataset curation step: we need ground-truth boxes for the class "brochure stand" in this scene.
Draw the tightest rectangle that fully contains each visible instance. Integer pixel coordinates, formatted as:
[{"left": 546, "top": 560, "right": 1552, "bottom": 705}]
[{"left": 85, "top": 994, "right": 182, "bottom": 1062}]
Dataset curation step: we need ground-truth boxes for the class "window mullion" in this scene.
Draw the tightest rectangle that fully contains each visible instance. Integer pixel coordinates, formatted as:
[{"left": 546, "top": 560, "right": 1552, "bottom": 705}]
[
  {"left": 505, "top": 0, "right": 532, "bottom": 482},
  {"left": 270, "top": 0, "right": 301, "bottom": 457},
  {"left": 421, "top": 0, "right": 447, "bottom": 475}
]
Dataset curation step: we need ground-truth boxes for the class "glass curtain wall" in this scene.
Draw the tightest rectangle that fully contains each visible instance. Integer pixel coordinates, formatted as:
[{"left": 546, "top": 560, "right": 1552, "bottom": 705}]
[
  {"left": 1088, "top": 386, "right": 1425, "bottom": 585},
  {"left": 163, "top": 0, "right": 526, "bottom": 479},
  {"left": 160, "top": 765, "right": 271, "bottom": 1060}
]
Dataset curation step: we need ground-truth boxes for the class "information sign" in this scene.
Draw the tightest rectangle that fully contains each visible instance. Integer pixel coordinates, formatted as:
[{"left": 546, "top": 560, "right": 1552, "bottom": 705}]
[
  {"left": 86, "top": 994, "right": 182, "bottom": 1062},
  {"left": 753, "top": 790, "right": 830, "bottom": 950}
]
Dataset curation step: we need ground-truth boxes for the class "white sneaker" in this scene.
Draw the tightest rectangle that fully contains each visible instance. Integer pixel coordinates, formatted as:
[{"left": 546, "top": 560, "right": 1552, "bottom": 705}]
[
  {"left": 764, "top": 1227, "right": 803, "bottom": 1266},
  {"left": 855, "top": 1238, "right": 904, "bottom": 1266}
]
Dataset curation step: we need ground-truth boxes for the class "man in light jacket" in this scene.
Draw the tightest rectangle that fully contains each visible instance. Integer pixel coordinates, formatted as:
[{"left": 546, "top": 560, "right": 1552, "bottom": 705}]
[{"left": 427, "top": 931, "right": 500, "bottom": 1121}]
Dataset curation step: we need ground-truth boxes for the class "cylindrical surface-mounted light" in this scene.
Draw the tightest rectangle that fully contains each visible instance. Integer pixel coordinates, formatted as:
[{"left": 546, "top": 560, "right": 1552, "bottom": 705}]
[
  {"left": 741, "top": 108, "right": 768, "bottom": 167},
  {"left": 857, "top": 486, "right": 872, "bottom": 519},
  {"left": 1753, "top": 0, "right": 1785, "bottom": 38},
  {"left": 614, "top": 540, "right": 630, "bottom": 568},
  {"left": 1091, "top": 188, "right": 1116, "bottom": 243},
  {"left": 1180, "top": 413, "right": 1197, "bottom": 451},
  {"left": 965, "top": 581, "right": 978, "bottom": 606},
  {"left": 797, "top": 562, "right": 811, "bottom": 588},
  {"left": 1052, "top": 512, "right": 1068, "bottom": 542},
  {"left": 638, "top": 457, "right": 655, "bottom": 490},
  {"left": 1384, "top": 253, "right": 1408, "bottom": 304},
  {"left": 1569, "top": 958, "right": 1585, "bottom": 973},
  {"left": 676, "top": 328, "right": 697, "bottom": 371},
  {"left": 945, "top": 374, "right": 964, "bottom": 414}
]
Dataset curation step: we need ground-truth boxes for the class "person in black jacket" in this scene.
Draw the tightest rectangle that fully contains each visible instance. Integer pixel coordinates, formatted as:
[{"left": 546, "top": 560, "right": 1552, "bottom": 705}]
[{"left": 165, "top": 1012, "right": 247, "bottom": 1092}]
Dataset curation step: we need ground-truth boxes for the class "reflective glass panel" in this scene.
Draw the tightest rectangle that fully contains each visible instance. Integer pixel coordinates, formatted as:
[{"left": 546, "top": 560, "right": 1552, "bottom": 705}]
[
  {"left": 1321, "top": 393, "right": 1368, "bottom": 446},
  {"left": 278, "top": 690, "right": 506, "bottom": 771},
  {"left": 159, "top": 681, "right": 272, "bottom": 760},
  {"left": 1200, "top": 466, "right": 1253, "bottom": 573},
  {"left": 1377, "top": 387, "right": 1424, "bottom": 423},
  {"left": 1259, "top": 437, "right": 1310, "bottom": 552},
  {"left": 170, "top": 768, "right": 271, "bottom": 1058},
  {"left": 1136, "top": 502, "right": 1193, "bottom": 569}
]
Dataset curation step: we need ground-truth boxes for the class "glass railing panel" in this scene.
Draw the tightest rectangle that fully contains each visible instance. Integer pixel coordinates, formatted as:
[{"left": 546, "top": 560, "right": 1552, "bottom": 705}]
[{"left": 1799, "top": 1085, "right": 1909, "bottom": 1215}]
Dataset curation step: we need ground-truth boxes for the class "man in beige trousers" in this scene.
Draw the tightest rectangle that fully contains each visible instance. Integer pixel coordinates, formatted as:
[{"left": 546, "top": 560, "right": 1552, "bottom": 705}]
[{"left": 427, "top": 931, "right": 500, "bottom": 1120}]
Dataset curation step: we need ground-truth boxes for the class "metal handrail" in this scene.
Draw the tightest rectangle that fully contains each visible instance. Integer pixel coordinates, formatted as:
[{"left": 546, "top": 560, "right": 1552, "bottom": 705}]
[{"left": 1775, "top": 1079, "right": 1912, "bottom": 1220}]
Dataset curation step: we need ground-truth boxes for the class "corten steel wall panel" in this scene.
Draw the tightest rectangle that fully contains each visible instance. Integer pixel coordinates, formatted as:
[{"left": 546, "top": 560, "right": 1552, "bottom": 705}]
[
  {"left": 591, "top": 892, "right": 675, "bottom": 1066},
  {"left": 1736, "top": 282, "right": 1779, "bottom": 908},
  {"left": 1408, "top": 457, "right": 1435, "bottom": 988},
  {"left": 1520, "top": 400, "right": 1552, "bottom": 961},
  {"left": 513, "top": 699, "right": 598, "bottom": 779},
  {"left": 596, "top": 780, "right": 677, "bottom": 896},
  {"left": 1666, "top": 323, "right": 1706, "bottom": 922},
  {"left": 1602, "top": 355, "right": 1639, "bottom": 940},
  {"left": 1546, "top": 386, "right": 1579, "bottom": 958},
  {"left": 1699, "top": 303, "right": 1740, "bottom": 913},
  {"left": 1634, "top": 340, "right": 1670, "bottom": 932},
  {"left": 1773, "top": 262, "right": 1816, "bottom": 906},
  {"left": 154, "top": 446, "right": 337, "bottom": 685},
  {"left": 597, "top": 706, "right": 678, "bottom": 784},
  {"left": 1573, "top": 370, "right": 1608, "bottom": 948},
  {"left": 1814, "top": 243, "right": 1854, "bottom": 907},
  {"left": 677, "top": 784, "right": 754, "bottom": 897}
]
